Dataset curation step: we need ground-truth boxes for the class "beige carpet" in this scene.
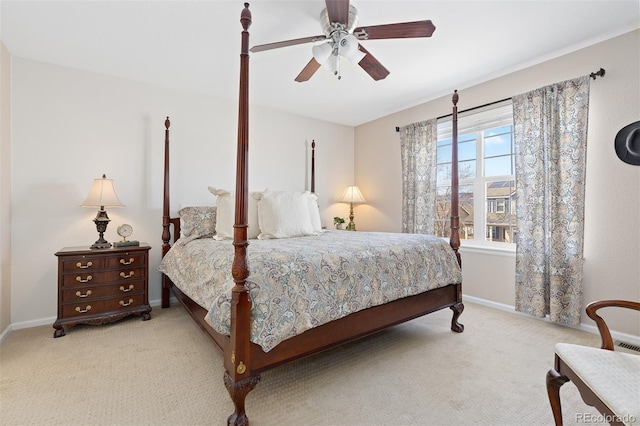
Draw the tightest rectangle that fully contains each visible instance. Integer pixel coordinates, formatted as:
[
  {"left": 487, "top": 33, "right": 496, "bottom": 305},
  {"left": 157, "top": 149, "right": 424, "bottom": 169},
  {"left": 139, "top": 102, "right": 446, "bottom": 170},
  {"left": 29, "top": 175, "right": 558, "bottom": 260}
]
[{"left": 0, "top": 302, "right": 622, "bottom": 425}]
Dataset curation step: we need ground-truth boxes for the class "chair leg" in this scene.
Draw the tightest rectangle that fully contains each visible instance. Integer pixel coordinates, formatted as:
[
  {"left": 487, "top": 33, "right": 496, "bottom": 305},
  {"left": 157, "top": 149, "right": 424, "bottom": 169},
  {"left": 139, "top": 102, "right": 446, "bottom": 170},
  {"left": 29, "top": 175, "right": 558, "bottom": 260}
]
[{"left": 547, "top": 368, "right": 569, "bottom": 426}]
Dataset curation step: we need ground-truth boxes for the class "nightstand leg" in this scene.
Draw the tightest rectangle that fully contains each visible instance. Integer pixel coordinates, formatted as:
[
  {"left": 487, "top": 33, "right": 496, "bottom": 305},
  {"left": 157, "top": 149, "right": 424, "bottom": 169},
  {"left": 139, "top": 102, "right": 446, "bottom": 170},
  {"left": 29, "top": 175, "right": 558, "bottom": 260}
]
[{"left": 53, "top": 326, "right": 65, "bottom": 338}]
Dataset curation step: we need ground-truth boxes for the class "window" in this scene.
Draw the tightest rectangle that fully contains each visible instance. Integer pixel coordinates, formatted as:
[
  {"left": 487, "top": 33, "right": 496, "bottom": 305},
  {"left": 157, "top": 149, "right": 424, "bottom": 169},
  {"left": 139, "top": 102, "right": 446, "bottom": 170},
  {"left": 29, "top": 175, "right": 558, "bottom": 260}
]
[{"left": 435, "top": 101, "right": 516, "bottom": 246}]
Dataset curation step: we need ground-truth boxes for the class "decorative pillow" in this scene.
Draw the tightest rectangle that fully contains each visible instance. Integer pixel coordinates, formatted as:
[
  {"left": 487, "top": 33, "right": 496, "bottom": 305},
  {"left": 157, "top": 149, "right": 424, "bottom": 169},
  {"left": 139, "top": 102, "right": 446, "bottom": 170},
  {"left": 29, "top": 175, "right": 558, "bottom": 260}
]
[
  {"left": 178, "top": 206, "right": 217, "bottom": 238},
  {"left": 257, "top": 190, "right": 314, "bottom": 239},
  {"left": 305, "top": 191, "right": 323, "bottom": 234},
  {"left": 208, "top": 187, "right": 261, "bottom": 239}
]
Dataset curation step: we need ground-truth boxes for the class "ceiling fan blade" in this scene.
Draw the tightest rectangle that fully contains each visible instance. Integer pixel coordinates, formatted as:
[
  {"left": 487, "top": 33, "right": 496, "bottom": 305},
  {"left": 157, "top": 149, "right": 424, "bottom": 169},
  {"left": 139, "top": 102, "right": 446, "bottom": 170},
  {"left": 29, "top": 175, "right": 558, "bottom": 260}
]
[
  {"left": 295, "top": 58, "right": 322, "bottom": 82},
  {"left": 355, "top": 20, "right": 436, "bottom": 40},
  {"left": 250, "top": 35, "right": 325, "bottom": 53},
  {"left": 325, "top": 0, "right": 349, "bottom": 25},
  {"left": 357, "top": 45, "right": 390, "bottom": 81}
]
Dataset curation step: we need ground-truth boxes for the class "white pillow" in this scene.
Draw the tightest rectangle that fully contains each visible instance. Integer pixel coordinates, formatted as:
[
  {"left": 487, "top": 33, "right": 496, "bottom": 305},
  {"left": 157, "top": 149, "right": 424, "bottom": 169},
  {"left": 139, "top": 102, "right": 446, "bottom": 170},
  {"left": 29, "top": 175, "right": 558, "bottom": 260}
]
[
  {"left": 305, "top": 191, "right": 323, "bottom": 234},
  {"left": 257, "top": 190, "right": 314, "bottom": 239},
  {"left": 207, "top": 187, "right": 261, "bottom": 239}
]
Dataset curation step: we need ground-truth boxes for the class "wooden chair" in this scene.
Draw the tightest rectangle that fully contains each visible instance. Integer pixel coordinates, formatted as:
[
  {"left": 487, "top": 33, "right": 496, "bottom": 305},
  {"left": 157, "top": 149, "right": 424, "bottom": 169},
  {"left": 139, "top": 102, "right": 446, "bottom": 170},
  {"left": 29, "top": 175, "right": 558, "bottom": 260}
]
[{"left": 546, "top": 300, "right": 640, "bottom": 426}]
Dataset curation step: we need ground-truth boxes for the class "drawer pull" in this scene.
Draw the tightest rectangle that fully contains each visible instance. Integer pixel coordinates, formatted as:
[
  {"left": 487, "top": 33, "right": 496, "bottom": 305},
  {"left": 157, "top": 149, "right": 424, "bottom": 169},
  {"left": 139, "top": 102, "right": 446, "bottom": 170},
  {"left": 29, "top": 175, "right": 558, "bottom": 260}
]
[
  {"left": 120, "top": 271, "right": 135, "bottom": 279},
  {"left": 119, "top": 284, "right": 135, "bottom": 293},
  {"left": 76, "top": 275, "right": 92, "bottom": 283},
  {"left": 76, "top": 261, "right": 93, "bottom": 269},
  {"left": 120, "top": 258, "right": 135, "bottom": 265},
  {"left": 119, "top": 299, "right": 134, "bottom": 307},
  {"left": 75, "top": 290, "right": 93, "bottom": 298},
  {"left": 75, "top": 305, "right": 92, "bottom": 313}
]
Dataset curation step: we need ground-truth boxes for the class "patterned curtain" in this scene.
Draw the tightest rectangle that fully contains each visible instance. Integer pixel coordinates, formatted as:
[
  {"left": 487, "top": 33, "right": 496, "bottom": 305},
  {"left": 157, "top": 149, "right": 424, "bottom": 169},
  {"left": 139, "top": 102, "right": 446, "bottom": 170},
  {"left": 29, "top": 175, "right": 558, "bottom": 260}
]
[
  {"left": 400, "top": 119, "right": 438, "bottom": 234},
  {"left": 512, "top": 76, "right": 590, "bottom": 325}
]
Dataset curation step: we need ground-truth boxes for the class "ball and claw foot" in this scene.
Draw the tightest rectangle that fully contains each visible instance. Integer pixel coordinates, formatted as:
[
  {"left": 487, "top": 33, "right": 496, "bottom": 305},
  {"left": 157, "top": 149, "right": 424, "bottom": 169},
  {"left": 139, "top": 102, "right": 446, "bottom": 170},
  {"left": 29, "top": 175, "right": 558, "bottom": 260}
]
[{"left": 224, "top": 371, "right": 261, "bottom": 426}]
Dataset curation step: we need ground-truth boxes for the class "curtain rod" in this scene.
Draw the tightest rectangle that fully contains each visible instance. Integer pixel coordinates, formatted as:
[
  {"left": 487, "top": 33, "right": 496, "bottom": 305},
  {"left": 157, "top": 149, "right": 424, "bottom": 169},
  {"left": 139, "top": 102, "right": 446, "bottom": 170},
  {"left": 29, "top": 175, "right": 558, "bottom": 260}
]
[{"left": 395, "top": 68, "right": 606, "bottom": 132}]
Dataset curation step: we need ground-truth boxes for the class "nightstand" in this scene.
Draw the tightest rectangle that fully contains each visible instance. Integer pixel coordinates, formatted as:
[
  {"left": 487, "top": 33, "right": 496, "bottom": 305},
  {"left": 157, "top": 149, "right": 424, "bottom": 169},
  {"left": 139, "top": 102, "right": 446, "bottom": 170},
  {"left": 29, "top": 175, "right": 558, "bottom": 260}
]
[{"left": 53, "top": 244, "right": 152, "bottom": 337}]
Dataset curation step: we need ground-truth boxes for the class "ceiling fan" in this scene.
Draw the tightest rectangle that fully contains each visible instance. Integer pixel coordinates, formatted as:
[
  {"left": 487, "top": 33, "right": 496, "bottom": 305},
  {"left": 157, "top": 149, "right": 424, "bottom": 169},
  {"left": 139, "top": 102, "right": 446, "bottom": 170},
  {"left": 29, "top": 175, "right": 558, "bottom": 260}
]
[{"left": 249, "top": 0, "right": 436, "bottom": 82}]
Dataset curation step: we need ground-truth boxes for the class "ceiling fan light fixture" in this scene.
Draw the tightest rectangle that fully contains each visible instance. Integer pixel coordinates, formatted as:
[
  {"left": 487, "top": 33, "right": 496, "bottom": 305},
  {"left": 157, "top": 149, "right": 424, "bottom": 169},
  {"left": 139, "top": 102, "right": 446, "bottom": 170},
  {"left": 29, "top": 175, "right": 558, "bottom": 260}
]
[
  {"left": 312, "top": 42, "right": 333, "bottom": 64},
  {"left": 338, "top": 34, "right": 359, "bottom": 58},
  {"left": 324, "top": 54, "right": 339, "bottom": 75},
  {"left": 349, "top": 48, "right": 366, "bottom": 64}
]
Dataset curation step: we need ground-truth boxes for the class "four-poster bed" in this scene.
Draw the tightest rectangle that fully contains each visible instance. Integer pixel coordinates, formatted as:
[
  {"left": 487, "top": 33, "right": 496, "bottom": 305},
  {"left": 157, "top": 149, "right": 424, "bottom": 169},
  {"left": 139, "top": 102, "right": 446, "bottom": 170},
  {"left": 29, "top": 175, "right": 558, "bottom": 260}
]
[{"left": 159, "top": 4, "right": 463, "bottom": 425}]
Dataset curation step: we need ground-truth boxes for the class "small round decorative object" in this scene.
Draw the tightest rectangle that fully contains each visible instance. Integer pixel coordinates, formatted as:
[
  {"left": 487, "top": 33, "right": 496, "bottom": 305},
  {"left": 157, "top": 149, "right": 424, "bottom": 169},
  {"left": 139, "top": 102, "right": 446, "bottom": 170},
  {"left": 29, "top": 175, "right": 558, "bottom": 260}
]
[{"left": 117, "top": 224, "right": 133, "bottom": 241}]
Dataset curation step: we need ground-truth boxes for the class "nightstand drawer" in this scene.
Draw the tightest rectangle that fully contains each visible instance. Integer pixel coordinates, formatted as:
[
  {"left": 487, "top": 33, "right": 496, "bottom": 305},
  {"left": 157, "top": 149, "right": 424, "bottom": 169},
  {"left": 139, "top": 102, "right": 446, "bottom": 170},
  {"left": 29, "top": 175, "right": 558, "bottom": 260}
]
[
  {"left": 62, "top": 294, "right": 147, "bottom": 318},
  {"left": 61, "top": 267, "right": 146, "bottom": 287},
  {"left": 61, "top": 281, "right": 145, "bottom": 303},
  {"left": 106, "top": 253, "right": 147, "bottom": 269},
  {"left": 61, "top": 257, "right": 106, "bottom": 272}
]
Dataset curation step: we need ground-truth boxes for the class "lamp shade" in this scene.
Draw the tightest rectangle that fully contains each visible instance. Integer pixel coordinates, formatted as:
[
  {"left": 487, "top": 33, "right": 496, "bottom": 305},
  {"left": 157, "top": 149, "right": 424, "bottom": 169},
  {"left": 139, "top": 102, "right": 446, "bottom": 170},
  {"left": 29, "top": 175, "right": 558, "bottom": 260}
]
[
  {"left": 81, "top": 174, "right": 125, "bottom": 208},
  {"left": 341, "top": 185, "right": 366, "bottom": 203},
  {"left": 349, "top": 48, "right": 366, "bottom": 64},
  {"left": 338, "top": 34, "right": 359, "bottom": 58},
  {"left": 324, "top": 54, "right": 339, "bottom": 75},
  {"left": 312, "top": 42, "right": 333, "bottom": 64}
]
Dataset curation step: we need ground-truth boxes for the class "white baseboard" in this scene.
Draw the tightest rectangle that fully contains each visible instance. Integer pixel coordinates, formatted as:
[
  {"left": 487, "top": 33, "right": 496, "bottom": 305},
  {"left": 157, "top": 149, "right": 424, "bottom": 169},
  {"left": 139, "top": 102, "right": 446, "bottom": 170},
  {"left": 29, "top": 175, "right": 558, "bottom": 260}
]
[
  {"left": 6, "top": 298, "right": 168, "bottom": 334},
  {"left": 0, "top": 324, "right": 12, "bottom": 343},
  {"left": 463, "top": 294, "right": 640, "bottom": 347},
  {"left": 10, "top": 316, "right": 56, "bottom": 331}
]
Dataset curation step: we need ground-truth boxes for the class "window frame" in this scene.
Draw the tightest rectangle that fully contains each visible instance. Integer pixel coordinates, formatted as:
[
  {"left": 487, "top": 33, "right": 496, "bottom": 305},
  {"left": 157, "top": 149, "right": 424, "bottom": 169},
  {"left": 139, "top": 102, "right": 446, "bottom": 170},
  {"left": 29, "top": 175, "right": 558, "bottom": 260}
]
[{"left": 436, "top": 101, "right": 516, "bottom": 250}]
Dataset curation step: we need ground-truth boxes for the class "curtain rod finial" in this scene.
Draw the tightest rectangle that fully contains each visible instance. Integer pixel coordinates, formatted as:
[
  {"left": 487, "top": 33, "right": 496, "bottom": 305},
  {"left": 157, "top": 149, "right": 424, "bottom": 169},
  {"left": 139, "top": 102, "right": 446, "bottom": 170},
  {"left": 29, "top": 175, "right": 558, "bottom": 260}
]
[{"left": 590, "top": 68, "right": 605, "bottom": 80}]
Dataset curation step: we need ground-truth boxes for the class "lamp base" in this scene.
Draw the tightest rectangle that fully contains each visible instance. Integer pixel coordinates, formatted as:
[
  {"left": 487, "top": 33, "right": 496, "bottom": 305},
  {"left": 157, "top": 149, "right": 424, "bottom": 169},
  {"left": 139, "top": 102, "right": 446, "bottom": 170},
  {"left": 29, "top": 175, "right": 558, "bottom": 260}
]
[
  {"left": 90, "top": 239, "right": 112, "bottom": 250},
  {"left": 346, "top": 202, "right": 356, "bottom": 231},
  {"left": 90, "top": 209, "right": 112, "bottom": 249}
]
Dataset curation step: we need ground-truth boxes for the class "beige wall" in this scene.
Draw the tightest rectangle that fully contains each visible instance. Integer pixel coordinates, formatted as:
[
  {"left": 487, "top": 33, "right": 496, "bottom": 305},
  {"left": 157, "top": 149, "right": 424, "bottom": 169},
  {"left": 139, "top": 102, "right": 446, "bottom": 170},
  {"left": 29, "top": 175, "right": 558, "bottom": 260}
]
[
  {"left": 355, "top": 30, "right": 640, "bottom": 337},
  {"left": 0, "top": 41, "right": 11, "bottom": 336},
  {"left": 9, "top": 57, "right": 354, "bottom": 328}
]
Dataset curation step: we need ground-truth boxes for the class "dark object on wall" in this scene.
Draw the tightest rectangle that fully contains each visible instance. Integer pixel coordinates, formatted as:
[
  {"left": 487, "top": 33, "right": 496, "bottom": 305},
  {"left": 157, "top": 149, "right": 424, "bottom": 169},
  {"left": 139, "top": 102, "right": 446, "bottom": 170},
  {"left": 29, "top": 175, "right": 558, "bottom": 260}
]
[{"left": 615, "top": 121, "right": 640, "bottom": 166}]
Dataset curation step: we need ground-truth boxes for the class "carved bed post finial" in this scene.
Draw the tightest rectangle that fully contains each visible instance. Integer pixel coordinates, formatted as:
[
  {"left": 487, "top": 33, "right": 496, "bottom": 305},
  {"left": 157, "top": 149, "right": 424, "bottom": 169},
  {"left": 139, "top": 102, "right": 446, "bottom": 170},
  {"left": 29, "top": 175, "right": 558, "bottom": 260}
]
[{"left": 240, "top": 3, "right": 251, "bottom": 31}]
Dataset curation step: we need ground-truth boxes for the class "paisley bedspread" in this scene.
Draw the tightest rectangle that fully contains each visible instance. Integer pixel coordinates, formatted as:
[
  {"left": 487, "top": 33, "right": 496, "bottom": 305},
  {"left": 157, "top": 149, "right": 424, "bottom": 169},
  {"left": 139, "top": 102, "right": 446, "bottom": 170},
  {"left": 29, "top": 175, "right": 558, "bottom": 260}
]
[{"left": 158, "top": 231, "right": 462, "bottom": 352}]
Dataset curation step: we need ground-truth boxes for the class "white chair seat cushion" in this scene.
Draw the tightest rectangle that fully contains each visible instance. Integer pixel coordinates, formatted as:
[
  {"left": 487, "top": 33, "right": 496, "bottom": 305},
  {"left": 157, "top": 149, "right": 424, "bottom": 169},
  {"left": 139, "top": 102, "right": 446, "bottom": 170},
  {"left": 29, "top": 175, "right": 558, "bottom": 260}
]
[{"left": 555, "top": 343, "right": 640, "bottom": 424}]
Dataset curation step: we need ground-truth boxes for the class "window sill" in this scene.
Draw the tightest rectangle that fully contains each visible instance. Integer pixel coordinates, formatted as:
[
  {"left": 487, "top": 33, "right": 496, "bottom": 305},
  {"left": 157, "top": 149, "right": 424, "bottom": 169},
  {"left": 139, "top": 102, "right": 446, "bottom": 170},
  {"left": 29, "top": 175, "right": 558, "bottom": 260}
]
[{"left": 458, "top": 242, "right": 516, "bottom": 257}]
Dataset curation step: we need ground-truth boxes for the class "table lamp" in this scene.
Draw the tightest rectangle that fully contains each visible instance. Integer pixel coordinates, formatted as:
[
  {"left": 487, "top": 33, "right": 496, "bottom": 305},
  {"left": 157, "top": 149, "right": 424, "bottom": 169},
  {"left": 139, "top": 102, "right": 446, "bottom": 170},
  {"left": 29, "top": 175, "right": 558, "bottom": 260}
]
[
  {"left": 340, "top": 185, "right": 366, "bottom": 231},
  {"left": 81, "top": 174, "right": 124, "bottom": 249}
]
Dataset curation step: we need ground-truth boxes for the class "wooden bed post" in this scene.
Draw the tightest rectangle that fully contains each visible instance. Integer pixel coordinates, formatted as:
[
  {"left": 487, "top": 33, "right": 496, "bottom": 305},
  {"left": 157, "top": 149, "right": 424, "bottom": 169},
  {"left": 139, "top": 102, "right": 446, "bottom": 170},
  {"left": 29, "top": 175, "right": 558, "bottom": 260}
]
[
  {"left": 449, "top": 90, "right": 464, "bottom": 332},
  {"left": 224, "top": 4, "right": 260, "bottom": 426},
  {"left": 449, "top": 90, "right": 461, "bottom": 266},
  {"left": 311, "top": 140, "right": 316, "bottom": 193},
  {"left": 161, "top": 117, "right": 172, "bottom": 309}
]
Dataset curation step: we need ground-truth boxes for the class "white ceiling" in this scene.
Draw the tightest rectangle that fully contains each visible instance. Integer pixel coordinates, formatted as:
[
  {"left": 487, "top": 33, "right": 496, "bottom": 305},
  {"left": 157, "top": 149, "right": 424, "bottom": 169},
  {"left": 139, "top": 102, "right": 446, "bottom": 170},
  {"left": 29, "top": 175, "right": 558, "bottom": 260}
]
[{"left": 1, "top": 1, "right": 639, "bottom": 126}]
